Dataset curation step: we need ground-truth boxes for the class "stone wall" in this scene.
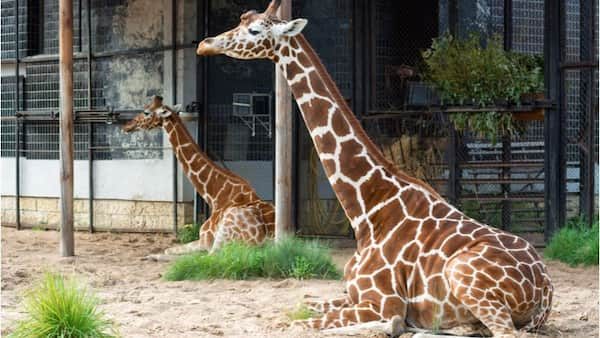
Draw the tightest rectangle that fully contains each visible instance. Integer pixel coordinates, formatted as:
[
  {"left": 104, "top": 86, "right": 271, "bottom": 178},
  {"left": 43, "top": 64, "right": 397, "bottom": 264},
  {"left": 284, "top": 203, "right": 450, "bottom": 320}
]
[{"left": 1, "top": 196, "right": 194, "bottom": 232}]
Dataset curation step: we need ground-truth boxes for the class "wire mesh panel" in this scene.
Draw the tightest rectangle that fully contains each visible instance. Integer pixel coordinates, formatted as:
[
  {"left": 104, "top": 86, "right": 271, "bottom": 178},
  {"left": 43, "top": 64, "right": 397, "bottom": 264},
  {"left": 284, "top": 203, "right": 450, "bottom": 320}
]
[
  {"left": 1, "top": 76, "right": 21, "bottom": 157},
  {"left": 292, "top": 0, "right": 354, "bottom": 236},
  {"left": 370, "top": 0, "right": 439, "bottom": 111},
  {"left": 0, "top": 0, "right": 39, "bottom": 59},
  {"left": 206, "top": 0, "right": 274, "bottom": 163},
  {"left": 41, "top": 0, "right": 83, "bottom": 54}
]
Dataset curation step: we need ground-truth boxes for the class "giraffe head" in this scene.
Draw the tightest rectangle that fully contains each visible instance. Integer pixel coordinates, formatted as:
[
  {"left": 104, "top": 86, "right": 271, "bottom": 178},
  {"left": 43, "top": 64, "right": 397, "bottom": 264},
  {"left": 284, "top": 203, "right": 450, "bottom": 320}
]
[
  {"left": 196, "top": 0, "right": 307, "bottom": 60},
  {"left": 122, "top": 95, "right": 174, "bottom": 133}
]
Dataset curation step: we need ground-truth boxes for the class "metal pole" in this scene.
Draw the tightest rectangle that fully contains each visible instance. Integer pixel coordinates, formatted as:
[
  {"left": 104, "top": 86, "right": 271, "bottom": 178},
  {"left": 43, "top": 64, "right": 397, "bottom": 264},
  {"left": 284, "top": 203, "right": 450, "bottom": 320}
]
[
  {"left": 447, "top": 0, "right": 460, "bottom": 207},
  {"left": 59, "top": 0, "right": 75, "bottom": 256},
  {"left": 543, "top": 0, "right": 566, "bottom": 241},
  {"left": 501, "top": 0, "right": 513, "bottom": 231},
  {"left": 87, "top": 0, "right": 94, "bottom": 232},
  {"left": 15, "top": 119, "right": 21, "bottom": 230},
  {"left": 201, "top": 0, "right": 210, "bottom": 221},
  {"left": 88, "top": 123, "right": 94, "bottom": 232},
  {"left": 14, "top": 0, "right": 21, "bottom": 230},
  {"left": 274, "top": 0, "right": 294, "bottom": 241},
  {"left": 194, "top": 0, "right": 208, "bottom": 226},
  {"left": 172, "top": 0, "right": 178, "bottom": 233},
  {"left": 579, "top": 0, "right": 595, "bottom": 226}
]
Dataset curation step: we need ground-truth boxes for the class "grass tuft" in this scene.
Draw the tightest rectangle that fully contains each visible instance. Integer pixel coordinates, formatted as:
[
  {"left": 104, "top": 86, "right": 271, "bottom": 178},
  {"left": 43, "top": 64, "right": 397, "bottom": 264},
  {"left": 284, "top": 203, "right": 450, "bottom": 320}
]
[
  {"left": 176, "top": 223, "right": 200, "bottom": 244},
  {"left": 163, "top": 236, "right": 341, "bottom": 281},
  {"left": 286, "top": 304, "right": 320, "bottom": 321},
  {"left": 9, "top": 272, "right": 118, "bottom": 338},
  {"left": 544, "top": 216, "right": 599, "bottom": 267}
]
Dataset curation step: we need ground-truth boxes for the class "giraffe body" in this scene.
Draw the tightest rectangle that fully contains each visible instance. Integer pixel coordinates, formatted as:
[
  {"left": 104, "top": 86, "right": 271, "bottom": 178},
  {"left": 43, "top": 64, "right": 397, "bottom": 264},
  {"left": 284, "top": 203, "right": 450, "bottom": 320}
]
[
  {"left": 195, "top": 3, "right": 553, "bottom": 336},
  {"left": 124, "top": 97, "right": 275, "bottom": 255}
]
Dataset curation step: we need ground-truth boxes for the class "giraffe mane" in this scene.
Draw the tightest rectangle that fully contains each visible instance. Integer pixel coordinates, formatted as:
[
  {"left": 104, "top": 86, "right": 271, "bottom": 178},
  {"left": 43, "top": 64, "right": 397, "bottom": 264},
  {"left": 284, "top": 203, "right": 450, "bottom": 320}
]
[
  {"left": 166, "top": 111, "right": 260, "bottom": 195},
  {"left": 291, "top": 34, "right": 445, "bottom": 201}
]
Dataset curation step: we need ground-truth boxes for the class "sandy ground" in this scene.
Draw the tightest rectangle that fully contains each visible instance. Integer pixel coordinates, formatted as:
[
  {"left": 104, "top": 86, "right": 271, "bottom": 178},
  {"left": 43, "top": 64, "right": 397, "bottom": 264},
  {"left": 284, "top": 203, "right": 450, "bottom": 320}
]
[{"left": 1, "top": 227, "right": 598, "bottom": 338}]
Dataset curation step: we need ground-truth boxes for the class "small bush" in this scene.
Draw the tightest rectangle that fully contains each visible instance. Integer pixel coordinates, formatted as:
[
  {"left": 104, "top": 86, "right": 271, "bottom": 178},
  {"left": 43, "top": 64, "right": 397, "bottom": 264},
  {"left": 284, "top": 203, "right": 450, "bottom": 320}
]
[
  {"left": 286, "top": 304, "right": 320, "bottom": 321},
  {"left": 9, "top": 272, "right": 118, "bottom": 338},
  {"left": 163, "top": 236, "right": 341, "bottom": 281},
  {"left": 544, "top": 216, "right": 599, "bottom": 267},
  {"left": 176, "top": 223, "right": 200, "bottom": 244}
]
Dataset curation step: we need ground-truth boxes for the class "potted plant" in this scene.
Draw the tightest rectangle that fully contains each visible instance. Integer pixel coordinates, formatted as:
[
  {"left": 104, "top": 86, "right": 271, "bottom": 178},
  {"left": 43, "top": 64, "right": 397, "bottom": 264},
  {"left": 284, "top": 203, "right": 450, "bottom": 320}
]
[{"left": 421, "top": 33, "right": 545, "bottom": 143}]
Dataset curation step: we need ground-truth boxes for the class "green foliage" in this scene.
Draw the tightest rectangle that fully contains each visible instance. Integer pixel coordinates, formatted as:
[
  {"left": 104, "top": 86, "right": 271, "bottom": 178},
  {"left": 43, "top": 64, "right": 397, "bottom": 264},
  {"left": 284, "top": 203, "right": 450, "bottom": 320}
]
[
  {"left": 176, "top": 223, "right": 200, "bottom": 244},
  {"left": 286, "top": 304, "right": 320, "bottom": 321},
  {"left": 9, "top": 273, "right": 118, "bottom": 338},
  {"left": 422, "top": 33, "right": 544, "bottom": 143},
  {"left": 544, "top": 216, "right": 599, "bottom": 267},
  {"left": 163, "top": 236, "right": 341, "bottom": 281}
]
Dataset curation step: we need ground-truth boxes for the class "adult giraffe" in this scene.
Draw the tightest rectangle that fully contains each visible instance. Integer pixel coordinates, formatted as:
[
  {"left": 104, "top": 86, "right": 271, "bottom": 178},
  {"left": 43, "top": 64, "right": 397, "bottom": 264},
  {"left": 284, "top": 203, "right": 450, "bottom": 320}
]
[
  {"left": 123, "top": 96, "right": 275, "bottom": 256},
  {"left": 196, "top": 2, "right": 553, "bottom": 337}
]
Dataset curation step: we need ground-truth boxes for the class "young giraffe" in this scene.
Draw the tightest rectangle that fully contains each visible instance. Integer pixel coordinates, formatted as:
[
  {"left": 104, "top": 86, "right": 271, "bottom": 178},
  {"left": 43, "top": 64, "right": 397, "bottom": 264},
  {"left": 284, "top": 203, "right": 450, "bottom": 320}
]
[
  {"left": 123, "top": 96, "right": 275, "bottom": 255},
  {"left": 196, "top": 2, "right": 553, "bottom": 337}
]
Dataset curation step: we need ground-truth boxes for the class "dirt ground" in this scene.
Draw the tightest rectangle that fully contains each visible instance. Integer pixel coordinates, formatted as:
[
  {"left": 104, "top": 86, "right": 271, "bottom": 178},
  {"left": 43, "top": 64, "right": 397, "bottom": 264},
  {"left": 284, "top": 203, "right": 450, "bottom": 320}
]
[{"left": 1, "top": 227, "right": 598, "bottom": 338}]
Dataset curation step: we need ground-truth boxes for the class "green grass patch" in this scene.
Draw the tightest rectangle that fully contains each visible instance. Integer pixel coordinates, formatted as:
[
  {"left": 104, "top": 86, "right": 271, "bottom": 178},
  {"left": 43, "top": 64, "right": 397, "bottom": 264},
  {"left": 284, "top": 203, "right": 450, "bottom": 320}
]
[
  {"left": 544, "top": 216, "right": 599, "bottom": 267},
  {"left": 286, "top": 304, "right": 320, "bottom": 321},
  {"left": 9, "top": 272, "right": 118, "bottom": 338},
  {"left": 163, "top": 236, "right": 341, "bottom": 281},
  {"left": 176, "top": 223, "right": 200, "bottom": 244}
]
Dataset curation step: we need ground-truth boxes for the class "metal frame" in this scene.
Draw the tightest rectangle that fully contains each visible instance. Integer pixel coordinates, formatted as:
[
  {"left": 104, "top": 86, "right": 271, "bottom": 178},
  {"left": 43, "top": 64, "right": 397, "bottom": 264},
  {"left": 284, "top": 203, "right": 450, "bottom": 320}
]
[{"left": 4, "top": 0, "right": 597, "bottom": 241}]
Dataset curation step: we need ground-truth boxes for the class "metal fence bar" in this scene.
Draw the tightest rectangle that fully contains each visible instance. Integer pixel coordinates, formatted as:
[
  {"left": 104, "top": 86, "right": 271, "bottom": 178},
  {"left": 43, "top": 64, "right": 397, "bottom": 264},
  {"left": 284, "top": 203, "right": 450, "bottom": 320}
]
[
  {"left": 14, "top": 0, "right": 20, "bottom": 230},
  {"left": 88, "top": 123, "right": 94, "bottom": 232},
  {"left": 15, "top": 119, "right": 21, "bottom": 230},
  {"left": 543, "top": 0, "right": 567, "bottom": 241},
  {"left": 502, "top": 0, "right": 513, "bottom": 231},
  {"left": 579, "top": 0, "right": 596, "bottom": 226},
  {"left": 171, "top": 0, "right": 178, "bottom": 234}
]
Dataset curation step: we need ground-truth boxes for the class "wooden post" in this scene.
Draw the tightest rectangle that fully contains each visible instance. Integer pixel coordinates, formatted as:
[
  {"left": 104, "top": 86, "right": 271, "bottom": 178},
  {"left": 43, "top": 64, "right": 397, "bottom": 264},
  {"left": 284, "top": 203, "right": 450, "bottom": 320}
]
[
  {"left": 59, "top": 0, "right": 74, "bottom": 256},
  {"left": 274, "top": 0, "right": 293, "bottom": 241}
]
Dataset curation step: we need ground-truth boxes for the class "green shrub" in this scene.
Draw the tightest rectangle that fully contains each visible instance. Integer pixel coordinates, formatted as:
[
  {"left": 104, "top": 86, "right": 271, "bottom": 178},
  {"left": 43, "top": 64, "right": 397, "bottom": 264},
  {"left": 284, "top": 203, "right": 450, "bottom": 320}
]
[
  {"left": 163, "top": 236, "right": 341, "bottom": 281},
  {"left": 286, "top": 304, "right": 320, "bottom": 321},
  {"left": 9, "top": 273, "right": 118, "bottom": 338},
  {"left": 422, "top": 33, "right": 544, "bottom": 143},
  {"left": 176, "top": 223, "right": 200, "bottom": 244},
  {"left": 544, "top": 216, "right": 599, "bottom": 267}
]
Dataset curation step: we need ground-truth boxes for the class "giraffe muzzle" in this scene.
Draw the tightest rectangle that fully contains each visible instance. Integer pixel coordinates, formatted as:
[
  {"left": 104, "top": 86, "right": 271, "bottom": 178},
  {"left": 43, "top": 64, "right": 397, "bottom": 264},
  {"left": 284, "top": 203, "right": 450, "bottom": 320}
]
[
  {"left": 196, "top": 38, "right": 221, "bottom": 56},
  {"left": 122, "top": 120, "right": 138, "bottom": 133}
]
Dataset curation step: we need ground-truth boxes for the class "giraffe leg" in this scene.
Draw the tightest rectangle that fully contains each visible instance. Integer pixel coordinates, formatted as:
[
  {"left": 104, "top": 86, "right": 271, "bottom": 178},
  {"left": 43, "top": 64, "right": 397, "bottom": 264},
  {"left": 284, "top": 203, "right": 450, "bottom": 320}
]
[
  {"left": 164, "top": 240, "right": 210, "bottom": 255},
  {"left": 304, "top": 296, "right": 351, "bottom": 313},
  {"left": 294, "top": 301, "right": 384, "bottom": 330},
  {"left": 446, "top": 254, "right": 519, "bottom": 337}
]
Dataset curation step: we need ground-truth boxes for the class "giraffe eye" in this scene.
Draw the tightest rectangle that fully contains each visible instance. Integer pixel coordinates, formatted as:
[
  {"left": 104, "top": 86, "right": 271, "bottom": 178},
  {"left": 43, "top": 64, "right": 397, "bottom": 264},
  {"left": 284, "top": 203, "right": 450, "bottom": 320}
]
[{"left": 248, "top": 28, "right": 260, "bottom": 35}]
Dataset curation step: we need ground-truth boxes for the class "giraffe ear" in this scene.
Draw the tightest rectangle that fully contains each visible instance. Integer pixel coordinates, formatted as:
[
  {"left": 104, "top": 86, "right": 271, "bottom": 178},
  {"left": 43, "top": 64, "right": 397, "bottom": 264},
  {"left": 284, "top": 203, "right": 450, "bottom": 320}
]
[
  {"left": 156, "top": 107, "right": 172, "bottom": 118},
  {"left": 172, "top": 104, "right": 183, "bottom": 113},
  {"left": 274, "top": 18, "right": 307, "bottom": 37}
]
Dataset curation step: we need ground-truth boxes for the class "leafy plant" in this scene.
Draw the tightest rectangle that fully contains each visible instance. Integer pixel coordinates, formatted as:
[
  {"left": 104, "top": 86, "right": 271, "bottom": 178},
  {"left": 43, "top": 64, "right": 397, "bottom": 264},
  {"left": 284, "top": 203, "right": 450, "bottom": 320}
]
[
  {"left": 9, "top": 273, "right": 118, "bottom": 338},
  {"left": 422, "top": 33, "right": 544, "bottom": 143},
  {"left": 544, "top": 216, "right": 599, "bottom": 267},
  {"left": 176, "top": 223, "right": 200, "bottom": 244},
  {"left": 163, "top": 236, "right": 341, "bottom": 281},
  {"left": 286, "top": 304, "right": 320, "bottom": 321}
]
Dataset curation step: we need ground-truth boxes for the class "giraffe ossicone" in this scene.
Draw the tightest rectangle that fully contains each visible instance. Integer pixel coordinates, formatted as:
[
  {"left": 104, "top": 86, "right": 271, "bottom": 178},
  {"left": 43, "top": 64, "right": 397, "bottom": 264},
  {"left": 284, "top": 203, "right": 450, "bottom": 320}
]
[
  {"left": 196, "top": 1, "right": 554, "bottom": 337},
  {"left": 123, "top": 96, "right": 275, "bottom": 258}
]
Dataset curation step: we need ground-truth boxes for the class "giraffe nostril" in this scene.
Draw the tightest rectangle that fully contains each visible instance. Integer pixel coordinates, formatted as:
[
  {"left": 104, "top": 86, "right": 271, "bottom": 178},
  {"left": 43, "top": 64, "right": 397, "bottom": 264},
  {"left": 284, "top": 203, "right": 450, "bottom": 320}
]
[{"left": 203, "top": 38, "right": 215, "bottom": 45}]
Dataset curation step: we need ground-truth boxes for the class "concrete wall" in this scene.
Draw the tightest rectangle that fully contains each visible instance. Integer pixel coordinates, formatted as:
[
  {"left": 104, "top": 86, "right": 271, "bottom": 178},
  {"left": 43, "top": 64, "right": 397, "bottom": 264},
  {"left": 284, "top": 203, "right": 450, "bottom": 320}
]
[
  {"left": 0, "top": 0, "right": 200, "bottom": 231},
  {"left": 1, "top": 196, "right": 193, "bottom": 231}
]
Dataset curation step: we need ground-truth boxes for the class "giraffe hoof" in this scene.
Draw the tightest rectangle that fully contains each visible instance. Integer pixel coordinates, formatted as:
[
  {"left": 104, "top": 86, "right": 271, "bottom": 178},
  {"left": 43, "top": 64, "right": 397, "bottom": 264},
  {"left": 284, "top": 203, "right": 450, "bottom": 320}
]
[
  {"left": 390, "top": 315, "right": 406, "bottom": 336},
  {"left": 142, "top": 254, "right": 177, "bottom": 262},
  {"left": 291, "top": 319, "right": 317, "bottom": 329}
]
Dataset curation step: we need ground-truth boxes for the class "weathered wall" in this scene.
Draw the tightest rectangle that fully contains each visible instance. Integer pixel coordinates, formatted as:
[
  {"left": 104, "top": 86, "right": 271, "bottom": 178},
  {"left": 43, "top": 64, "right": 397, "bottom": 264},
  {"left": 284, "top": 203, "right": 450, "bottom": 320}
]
[
  {"left": 1, "top": 0, "right": 200, "bottom": 231},
  {"left": 1, "top": 196, "right": 193, "bottom": 231}
]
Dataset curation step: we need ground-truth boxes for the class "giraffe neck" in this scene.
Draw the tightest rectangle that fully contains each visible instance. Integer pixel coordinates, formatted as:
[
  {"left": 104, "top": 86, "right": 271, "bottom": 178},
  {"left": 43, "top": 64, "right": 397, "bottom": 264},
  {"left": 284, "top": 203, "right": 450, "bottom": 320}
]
[
  {"left": 275, "top": 35, "right": 445, "bottom": 238},
  {"left": 163, "top": 114, "right": 257, "bottom": 211}
]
